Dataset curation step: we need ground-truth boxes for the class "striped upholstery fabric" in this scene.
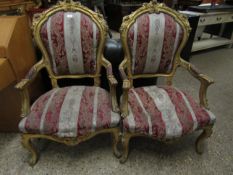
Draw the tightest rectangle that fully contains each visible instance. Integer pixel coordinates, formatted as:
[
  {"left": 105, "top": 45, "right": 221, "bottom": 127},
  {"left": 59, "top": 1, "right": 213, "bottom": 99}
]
[
  {"left": 127, "top": 13, "right": 183, "bottom": 75},
  {"left": 19, "top": 86, "right": 120, "bottom": 137},
  {"left": 40, "top": 11, "right": 100, "bottom": 75},
  {"left": 123, "top": 86, "right": 216, "bottom": 139}
]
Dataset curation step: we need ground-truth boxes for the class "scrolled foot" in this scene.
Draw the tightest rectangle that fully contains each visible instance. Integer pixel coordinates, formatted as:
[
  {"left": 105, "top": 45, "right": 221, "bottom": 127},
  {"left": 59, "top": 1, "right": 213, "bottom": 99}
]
[
  {"left": 195, "top": 127, "right": 213, "bottom": 154},
  {"left": 112, "top": 129, "right": 122, "bottom": 158},
  {"left": 29, "top": 156, "right": 38, "bottom": 166},
  {"left": 119, "top": 134, "right": 130, "bottom": 164},
  {"left": 113, "top": 145, "right": 122, "bottom": 158},
  {"left": 22, "top": 135, "right": 39, "bottom": 166},
  {"left": 120, "top": 154, "right": 128, "bottom": 164}
]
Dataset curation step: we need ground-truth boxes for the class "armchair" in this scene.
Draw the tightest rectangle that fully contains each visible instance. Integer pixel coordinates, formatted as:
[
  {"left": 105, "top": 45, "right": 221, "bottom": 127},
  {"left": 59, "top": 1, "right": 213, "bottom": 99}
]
[
  {"left": 119, "top": 1, "right": 216, "bottom": 163},
  {"left": 16, "top": 0, "right": 121, "bottom": 166}
]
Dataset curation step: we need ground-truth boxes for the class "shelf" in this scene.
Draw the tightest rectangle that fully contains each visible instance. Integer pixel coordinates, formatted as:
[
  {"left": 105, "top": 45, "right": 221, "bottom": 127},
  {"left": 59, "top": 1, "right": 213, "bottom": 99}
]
[{"left": 192, "top": 35, "right": 233, "bottom": 52}]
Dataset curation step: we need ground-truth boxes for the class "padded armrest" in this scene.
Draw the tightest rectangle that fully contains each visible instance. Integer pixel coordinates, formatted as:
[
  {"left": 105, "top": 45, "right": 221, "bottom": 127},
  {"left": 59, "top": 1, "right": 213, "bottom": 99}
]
[{"left": 15, "top": 59, "right": 45, "bottom": 90}]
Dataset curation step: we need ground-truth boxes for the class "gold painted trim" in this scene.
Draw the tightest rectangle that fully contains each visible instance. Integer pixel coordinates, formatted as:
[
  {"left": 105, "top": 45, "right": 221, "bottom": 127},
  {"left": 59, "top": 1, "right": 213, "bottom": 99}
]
[
  {"left": 119, "top": 1, "right": 214, "bottom": 117},
  {"left": 16, "top": 1, "right": 121, "bottom": 165},
  {"left": 119, "top": 1, "right": 215, "bottom": 163},
  {"left": 32, "top": 0, "right": 108, "bottom": 88},
  {"left": 16, "top": 0, "right": 119, "bottom": 117},
  {"left": 120, "top": 125, "right": 214, "bottom": 163},
  {"left": 179, "top": 58, "right": 214, "bottom": 108},
  {"left": 119, "top": 1, "right": 191, "bottom": 117},
  {"left": 22, "top": 127, "right": 121, "bottom": 166},
  {"left": 120, "top": 1, "right": 191, "bottom": 81},
  {"left": 15, "top": 59, "right": 46, "bottom": 117},
  {"left": 102, "top": 56, "right": 119, "bottom": 112}
]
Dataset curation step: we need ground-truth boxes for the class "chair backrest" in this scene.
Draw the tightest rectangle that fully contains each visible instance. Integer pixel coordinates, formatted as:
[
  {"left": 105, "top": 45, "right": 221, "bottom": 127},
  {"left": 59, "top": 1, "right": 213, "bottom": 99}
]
[
  {"left": 120, "top": 1, "right": 191, "bottom": 78},
  {"left": 33, "top": 1, "right": 108, "bottom": 85}
]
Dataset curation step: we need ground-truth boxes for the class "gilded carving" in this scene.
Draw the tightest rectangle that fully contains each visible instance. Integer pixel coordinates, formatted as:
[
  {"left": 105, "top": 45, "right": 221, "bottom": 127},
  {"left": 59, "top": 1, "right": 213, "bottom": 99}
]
[
  {"left": 16, "top": 0, "right": 120, "bottom": 165},
  {"left": 119, "top": 1, "right": 214, "bottom": 163}
]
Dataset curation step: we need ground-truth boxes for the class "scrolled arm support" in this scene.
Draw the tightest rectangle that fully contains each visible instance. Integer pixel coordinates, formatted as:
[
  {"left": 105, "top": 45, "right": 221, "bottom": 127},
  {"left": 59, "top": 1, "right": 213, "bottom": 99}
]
[
  {"left": 102, "top": 57, "right": 119, "bottom": 112},
  {"left": 119, "top": 59, "right": 131, "bottom": 118},
  {"left": 15, "top": 59, "right": 45, "bottom": 90},
  {"left": 15, "top": 59, "right": 46, "bottom": 117},
  {"left": 179, "top": 59, "right": 214, "bottom": 109},
  {"left": 19, "top": 88, "right": 30, "bottom": 118}
]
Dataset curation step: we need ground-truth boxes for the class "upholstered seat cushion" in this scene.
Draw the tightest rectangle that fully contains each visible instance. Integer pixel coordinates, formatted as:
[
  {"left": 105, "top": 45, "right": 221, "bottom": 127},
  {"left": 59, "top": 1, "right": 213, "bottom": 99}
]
[
  {"left": 19, "top": 86, "right": 120, "bottom": 137},
  {"left": 123, "top": 85, "right": 216, "bottom": 139}
]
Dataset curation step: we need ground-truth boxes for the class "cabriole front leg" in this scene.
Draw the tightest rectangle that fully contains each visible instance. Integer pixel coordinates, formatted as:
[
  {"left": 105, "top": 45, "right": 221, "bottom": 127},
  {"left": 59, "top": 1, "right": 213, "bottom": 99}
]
[
  {"left": 111, "top": 128, "right": 121, "bottom": 158},
  {"left": 22, "top": 134, "right": 39, "bottom": 166},
  {"left": 120, "top": 133, "right": 131, "bottom": 164},
  {"left": 195, "top": 126, "right": 213, "bottom": 154}
]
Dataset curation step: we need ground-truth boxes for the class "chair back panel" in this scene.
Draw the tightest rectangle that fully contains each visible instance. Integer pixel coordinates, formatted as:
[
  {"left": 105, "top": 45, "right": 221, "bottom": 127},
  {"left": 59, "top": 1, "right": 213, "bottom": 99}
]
[
  {"left": 40, "top": 10, "right": 100, "bottom": 75},
  {"left": 127, "top": 12, "right": 183, "bottom": 75}
]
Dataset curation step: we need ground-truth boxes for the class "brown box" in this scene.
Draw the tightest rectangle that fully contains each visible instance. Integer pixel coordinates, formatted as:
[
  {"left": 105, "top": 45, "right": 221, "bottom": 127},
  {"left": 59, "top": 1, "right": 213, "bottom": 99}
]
[{"left": 0, "top": 15, "right": 43, "bottom": 132}]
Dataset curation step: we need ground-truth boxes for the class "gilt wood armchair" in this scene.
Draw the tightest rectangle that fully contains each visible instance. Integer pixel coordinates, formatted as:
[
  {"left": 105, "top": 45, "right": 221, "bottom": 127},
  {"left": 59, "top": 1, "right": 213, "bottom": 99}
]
[
  {"left": 16, "top": 1, "right": 121, "bottom": 166},
  {"left": 119, "top": 1, "right": 216, "bottom": 163}
]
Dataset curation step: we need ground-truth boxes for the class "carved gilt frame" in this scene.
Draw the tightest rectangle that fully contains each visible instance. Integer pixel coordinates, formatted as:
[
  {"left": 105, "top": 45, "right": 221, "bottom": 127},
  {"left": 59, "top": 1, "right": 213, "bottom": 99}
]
[
  {"left": 16, "top": 0, "right": 120, "bottom": 166},
  {"left": 119, "top": 1, "right": 214, "bottom": 118},
  {"left": 119, "top": 1, "right": 215, "bottom": 163}
]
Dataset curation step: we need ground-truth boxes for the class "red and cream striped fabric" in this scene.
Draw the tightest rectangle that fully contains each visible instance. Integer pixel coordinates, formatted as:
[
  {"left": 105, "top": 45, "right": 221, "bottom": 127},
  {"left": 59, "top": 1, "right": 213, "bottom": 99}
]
[
  {"left": 40, "top": 11, "right": 100, "bottom": 75},
  {"left": 127, "top": 12, "right": 183, "bottom": 75},
  {"left": 19, "top": 86, "right": 120, "bottom": 137},
  {"left": 123, "top": 86, "right": 216, "bottom": 139}
]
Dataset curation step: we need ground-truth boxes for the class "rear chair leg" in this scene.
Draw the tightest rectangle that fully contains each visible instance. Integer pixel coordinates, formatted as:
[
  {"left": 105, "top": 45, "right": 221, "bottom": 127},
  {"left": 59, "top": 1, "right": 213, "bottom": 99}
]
[
  {"left": 22, "top": 135, "right": 39, "bottom": 166},
  {"left": 120, "top": 133, "right": 131, "bottom": 164},
  {"left": 195, "top": 126, "right": 213, "bottom": 154},
  {"left": 112, "top": 129, "right": 121, "bottom": 158}
]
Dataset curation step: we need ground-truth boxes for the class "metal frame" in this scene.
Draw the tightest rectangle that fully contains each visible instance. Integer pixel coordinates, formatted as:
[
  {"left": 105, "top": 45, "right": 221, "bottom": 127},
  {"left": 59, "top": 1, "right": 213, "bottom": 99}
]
[
  {"left": 15, "top": 0, "right": 120, "bottom": 166},
  {"left": 119, "top": 1, "right": 215, "bottom": 163}
]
